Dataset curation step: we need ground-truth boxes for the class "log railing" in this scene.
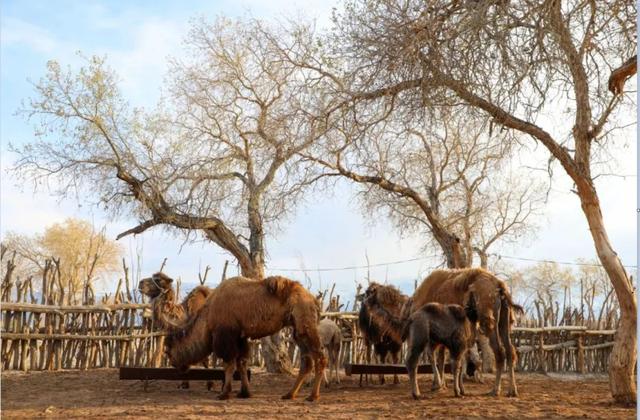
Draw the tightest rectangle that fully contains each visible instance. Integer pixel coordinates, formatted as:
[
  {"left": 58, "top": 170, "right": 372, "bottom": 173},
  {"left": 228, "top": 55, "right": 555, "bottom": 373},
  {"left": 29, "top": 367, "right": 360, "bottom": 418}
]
[{"left": 1, "top": 303, "right": 614, "bottom": 374}]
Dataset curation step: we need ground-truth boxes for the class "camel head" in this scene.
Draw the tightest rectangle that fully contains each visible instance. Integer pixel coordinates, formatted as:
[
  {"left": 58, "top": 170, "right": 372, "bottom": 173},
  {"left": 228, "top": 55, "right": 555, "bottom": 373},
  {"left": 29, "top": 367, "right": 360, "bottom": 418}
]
[
  {"left": 139, "top": 272, "right": 174, "bottom": 298},
  {"left": 362, "top": 282, "right": 382, "bottom": 305}
]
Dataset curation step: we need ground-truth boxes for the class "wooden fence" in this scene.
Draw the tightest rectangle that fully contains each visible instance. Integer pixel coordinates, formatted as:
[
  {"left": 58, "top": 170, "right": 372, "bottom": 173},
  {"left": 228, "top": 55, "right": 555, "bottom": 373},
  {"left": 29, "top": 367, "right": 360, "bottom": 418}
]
[
  {"left": 1, "top": 301, "right": 615, "bottom": 374},
  {"left": 0, "top": 249, "right": 616, "bottom": 375}
]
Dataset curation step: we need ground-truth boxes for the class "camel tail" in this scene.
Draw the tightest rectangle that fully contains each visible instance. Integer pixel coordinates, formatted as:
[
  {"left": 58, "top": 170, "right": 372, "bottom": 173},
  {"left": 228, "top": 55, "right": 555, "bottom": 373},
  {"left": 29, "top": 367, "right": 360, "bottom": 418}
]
[{"left": 498, "top": 283, "right": 524, "bottom": 320}]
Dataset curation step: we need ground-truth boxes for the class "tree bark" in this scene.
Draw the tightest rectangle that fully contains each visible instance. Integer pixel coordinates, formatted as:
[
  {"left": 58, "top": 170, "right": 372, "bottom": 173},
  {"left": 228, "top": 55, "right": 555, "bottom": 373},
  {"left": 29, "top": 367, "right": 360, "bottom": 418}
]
[
  {"left": 576, "top": 180, "right": 636, "bottom": 404},
  {"left": 260, "top": 334, "right": 294, "bottom": 375}
]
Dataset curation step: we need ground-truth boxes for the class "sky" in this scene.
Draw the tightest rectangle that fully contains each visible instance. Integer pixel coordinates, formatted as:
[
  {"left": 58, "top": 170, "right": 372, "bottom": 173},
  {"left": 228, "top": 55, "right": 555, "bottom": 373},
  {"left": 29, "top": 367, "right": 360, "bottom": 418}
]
[{"left": 0, "top": 0, "right": 637, "bottom": 306}]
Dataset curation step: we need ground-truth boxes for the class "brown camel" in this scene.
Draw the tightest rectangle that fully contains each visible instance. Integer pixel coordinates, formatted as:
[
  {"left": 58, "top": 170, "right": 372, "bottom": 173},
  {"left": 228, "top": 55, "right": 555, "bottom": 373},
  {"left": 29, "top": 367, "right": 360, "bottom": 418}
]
[
  {"left": 409, "top": 268, "right": 523, "bottom": 397},
  {"left": 358, "top": 282, "right": 408, "bottom": 386},
  {"left": 162, "top": 275, "right": 327, "bottom": 401},
  {"left": 138, "top": 272, "right": 212, "bottom": 390}
]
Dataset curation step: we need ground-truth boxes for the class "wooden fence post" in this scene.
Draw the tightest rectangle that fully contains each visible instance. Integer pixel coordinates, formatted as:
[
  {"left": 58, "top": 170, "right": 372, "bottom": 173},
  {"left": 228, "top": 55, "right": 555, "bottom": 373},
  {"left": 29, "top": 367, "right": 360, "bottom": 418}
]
[{"left": 576, "top": 334, "right": 585, "bottom": 374}]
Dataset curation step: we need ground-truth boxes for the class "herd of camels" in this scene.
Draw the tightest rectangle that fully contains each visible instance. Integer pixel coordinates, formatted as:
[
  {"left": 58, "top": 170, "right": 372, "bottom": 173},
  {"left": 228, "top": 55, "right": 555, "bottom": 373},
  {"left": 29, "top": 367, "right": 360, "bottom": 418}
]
[
  {"left": 132, "top": 56, "right": 637, "bottom": 403},
  {"left": 138, "top": 267, "right": 523, "bottom": 402}
]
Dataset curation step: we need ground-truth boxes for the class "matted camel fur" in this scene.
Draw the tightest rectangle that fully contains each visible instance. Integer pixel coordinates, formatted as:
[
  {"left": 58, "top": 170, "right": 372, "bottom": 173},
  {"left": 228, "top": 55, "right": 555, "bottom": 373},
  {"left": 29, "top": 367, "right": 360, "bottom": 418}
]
[
  {"left": 163, "top": 275, "right": 327, "bottom": 401},
  {"left": 358, "top": 282, "right": 408, "bottom": 385}
]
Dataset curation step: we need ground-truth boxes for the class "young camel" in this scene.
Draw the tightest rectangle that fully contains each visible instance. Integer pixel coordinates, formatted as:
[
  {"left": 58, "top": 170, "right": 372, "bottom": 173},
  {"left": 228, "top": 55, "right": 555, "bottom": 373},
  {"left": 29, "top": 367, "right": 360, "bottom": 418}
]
[
  {"left": 317, "top": 318, "right": 342, "bottom": 386},
  {"left": 366, "top": 294, "right": 479, "bottom": 399},
  {"left": 163, "top": 276, "right": 327, "bottom": 401},
  {"left": 404, "top": 297, "right": 479, "bottom": 399},
  {"left": 138, "top": 272, "right": 212, "bottom": 390}
]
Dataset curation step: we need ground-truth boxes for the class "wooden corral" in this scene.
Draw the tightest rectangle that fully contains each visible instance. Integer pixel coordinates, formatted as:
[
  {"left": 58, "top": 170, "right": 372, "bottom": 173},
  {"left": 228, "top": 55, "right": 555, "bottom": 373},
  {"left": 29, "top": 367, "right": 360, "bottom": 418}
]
[
  {"left": 1, "top": 300, "right": 616, "bottom": 375},
  {"left": 0, "top": 253, "right": 617, "bottom": 375}
]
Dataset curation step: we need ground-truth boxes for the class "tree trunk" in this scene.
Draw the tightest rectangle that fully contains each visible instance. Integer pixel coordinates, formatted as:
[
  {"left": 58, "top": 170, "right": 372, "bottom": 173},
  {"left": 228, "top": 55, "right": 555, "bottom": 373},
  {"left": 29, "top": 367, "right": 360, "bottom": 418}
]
[
  {"left": 244, "top": 193, "right": 289, "bottom": 373},
  {"left": 478, "top": 334, "right": 495, "bottom": 373},
  {"left": 260, "top": 334, "right": 294, "bottom": 375},
  {"left": 577, "top": 181, "right": 636, "bottom": 404}
]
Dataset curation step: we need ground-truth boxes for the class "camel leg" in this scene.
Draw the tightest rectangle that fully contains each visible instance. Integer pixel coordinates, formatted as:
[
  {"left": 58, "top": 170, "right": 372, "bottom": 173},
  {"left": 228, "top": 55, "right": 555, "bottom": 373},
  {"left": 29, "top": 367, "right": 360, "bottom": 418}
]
[
  {"left": 365, "top": 341, "right": 372, "bottom": 386},
  {"left": 378, "top": 349, "right": 388, "bottom": 385},
  {"left": 452, "top": 354, "right": 463, "bottom": 397},
  {"left": 203, "top": 358, "right": 214, "bottom": 391},
  {"left": 392, "top": 351, "right": 400, "bottom": 384},
  {"left": 360, "top": 340, "right": 371, "bottom": 386},
  {"left": 430, "top": 346, "right": 443, "bottom": 391},
  {"left": 337, "top": 344, "right": 343, "bottom": 384},
  {"left": 306, "top": 350, "right": 327, "bottom": 401},
  {"left": 500, "top": 305, "right": 519, "bottom": 397},
  {"left": 459, "top": 354, "right": 467, "bottom": 396},
  {"left": 235, "top": 358, "right": 251, "bottom": 398},
  {"left": 488, "top": 328, "right": 506, "bottom": 397},
  {"left": 406, "top": 334, "right": 425, "bottom": 400},
  {"left": 282, "top": 354, "right": 313, "bottom": 400},
  {"left": 333, "top": 345, "right": 341, "bottom": 385},
  {"left": 438, "top": 347, "right": 447, "bottom": 389},
  {"left": 218, "top": 361, "right": 235, "bottom": 400},
  {"left": 323, "top": 357, "right": 330, "bottom": 388}
]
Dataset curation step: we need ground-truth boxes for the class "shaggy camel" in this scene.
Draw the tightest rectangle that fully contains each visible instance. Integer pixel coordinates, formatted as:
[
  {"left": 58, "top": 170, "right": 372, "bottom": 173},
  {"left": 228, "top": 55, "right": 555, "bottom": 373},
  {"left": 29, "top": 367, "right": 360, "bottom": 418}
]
[
  {"left": 138, "top": 272, "right": 213, "bottom": 390},
  {"left": 358, "top": 282, "right": 408, "bottom": 386},
  {"left": 404, "top": 298, "right": 479, "bottom": 399},
  {"left": 163, "top": 276, "right": 327, "bottom": 401},
  {"left": 317, "top": 318, "right": 342, "bottom": 386},
  {"left": 409, "top": 268, "right": 523, "bottom": 397}
]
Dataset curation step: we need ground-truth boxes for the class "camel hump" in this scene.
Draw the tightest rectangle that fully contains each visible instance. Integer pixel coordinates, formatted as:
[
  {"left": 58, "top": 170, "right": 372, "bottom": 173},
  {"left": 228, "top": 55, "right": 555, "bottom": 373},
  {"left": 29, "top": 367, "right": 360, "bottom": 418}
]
[
  {"left": 264, "top": 276, "right": 298, "bottom": 300},
  {"left": 419, "top": 302, "right": 447, "bottom": 317},
  {"left": 190, "top": 285, "right": 211, "bottom": 299}
]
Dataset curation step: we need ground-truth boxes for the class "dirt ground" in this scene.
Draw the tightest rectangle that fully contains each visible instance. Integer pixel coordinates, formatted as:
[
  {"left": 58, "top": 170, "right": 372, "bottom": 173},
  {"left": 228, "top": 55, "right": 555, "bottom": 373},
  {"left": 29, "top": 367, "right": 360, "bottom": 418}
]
[{"left": 1, "top": 369, "right": 635, "bottom": 419}]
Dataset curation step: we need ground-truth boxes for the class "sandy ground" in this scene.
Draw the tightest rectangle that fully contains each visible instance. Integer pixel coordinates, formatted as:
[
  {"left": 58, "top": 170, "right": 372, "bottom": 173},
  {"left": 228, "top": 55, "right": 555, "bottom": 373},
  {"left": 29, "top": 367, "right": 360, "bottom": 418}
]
[{"left": 1, "top": 369, "right": 635, "bottom": 419}]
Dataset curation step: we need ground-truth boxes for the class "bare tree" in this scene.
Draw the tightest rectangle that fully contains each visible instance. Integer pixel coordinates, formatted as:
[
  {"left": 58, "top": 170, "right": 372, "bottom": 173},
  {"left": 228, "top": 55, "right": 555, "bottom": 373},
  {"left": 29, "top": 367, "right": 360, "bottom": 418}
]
[
  {"left": 306, "top": 108, "right": 544, "bottom": 269},
  {"left": 577, "top": 260, "right": 619, "bottom": 329},
  {"left": 11, "top": 18, "right": 328, "bottom": 372},
  {"left": 329, "top": 0, "right": 637, "bottom": 402}
]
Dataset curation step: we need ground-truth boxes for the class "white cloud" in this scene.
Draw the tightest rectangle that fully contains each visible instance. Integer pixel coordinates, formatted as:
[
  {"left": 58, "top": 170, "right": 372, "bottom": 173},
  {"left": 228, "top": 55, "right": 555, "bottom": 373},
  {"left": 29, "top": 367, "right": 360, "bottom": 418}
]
[
  {"left": 105, "top": 18, "right": 187, "bottom": 106},
  {"left": 0, "top": 17, "right": 58, "bottom": 54}
]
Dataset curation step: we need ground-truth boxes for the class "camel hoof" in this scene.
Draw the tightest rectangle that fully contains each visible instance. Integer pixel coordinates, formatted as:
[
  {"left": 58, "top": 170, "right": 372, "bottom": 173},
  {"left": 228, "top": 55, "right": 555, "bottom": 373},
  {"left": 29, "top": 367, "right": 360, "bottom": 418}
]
[
  {"left": 507, "top": 390, "right": 519, "bottom": 398},
  {"left": 281, "top": 393, "right": 294, "bottom": 400},
  {"left": 236, "top": 389, "right": 251, "bottom": 399},
  {"left": 412, "top": 393, "right": 421, "bottom": 400},
  {"left": 178, "top": 382, "right": 190, "bottom": 389},
  {"left": 217, "top": 393, "right": 231, "bottom": 400},
  {"left": 305, "top": 395, "right": 319, "bottom": 402},
  {"left": 487, "top": 390, "right": 500, "bottom": 397},
  {"left": 206, "top": 382, "right": 214, "bottom": 391}
]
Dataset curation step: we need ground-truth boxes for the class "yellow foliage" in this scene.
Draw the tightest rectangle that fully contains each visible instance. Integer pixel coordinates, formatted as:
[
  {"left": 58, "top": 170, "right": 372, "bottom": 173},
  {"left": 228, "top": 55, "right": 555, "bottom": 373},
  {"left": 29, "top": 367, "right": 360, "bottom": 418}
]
[{"left": 3, "top": 218, "right": 122, "bottom": 297}]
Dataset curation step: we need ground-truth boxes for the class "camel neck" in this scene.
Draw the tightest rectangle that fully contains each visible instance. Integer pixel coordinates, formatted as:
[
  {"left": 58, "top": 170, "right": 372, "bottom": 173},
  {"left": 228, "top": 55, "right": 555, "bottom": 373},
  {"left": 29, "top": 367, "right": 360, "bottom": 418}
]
[{"left": 152, "top": 289, "right": 181, "bottom": 326}]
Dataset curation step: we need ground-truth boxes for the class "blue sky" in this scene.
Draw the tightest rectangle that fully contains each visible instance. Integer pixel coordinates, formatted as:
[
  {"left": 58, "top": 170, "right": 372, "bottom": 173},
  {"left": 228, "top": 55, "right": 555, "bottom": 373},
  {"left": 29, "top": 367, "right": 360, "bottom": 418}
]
[{"left": 1, "top": 0, "right": 637, "bottom": 305}]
